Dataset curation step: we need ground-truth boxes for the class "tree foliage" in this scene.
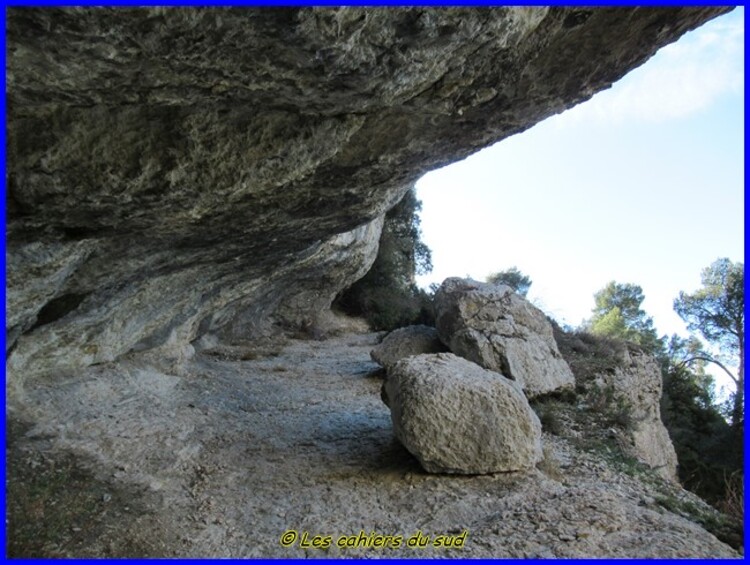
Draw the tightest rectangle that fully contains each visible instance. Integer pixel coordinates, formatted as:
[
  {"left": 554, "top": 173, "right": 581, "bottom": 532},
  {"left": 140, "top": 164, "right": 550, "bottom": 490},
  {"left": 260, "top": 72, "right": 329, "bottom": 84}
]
[
  {"left": 334, "top": 188, "right": 433, "bottom": 330},
  {"left": 588, "top": 281, "right": 662, "bottom": 354},
  {"left": 661, "top": 360, "right": 740, "bottom": 504},
  {"left": 377, "top": 188, "right": 433, "bottom": 280},
  {"left": 674, "top": 258, "right": 744, "bottom": 426},
  {"left": 660, "top": 333, "right": 742, "bottom": 514},
  {"left": 660, "top": 262, "right": 745, "bottom": 522},
  {"left": 486, "top": 267, "right": 532, "bottom": 297},
  {"left": 674, "top": 258, "right": 744, "bottom": 351}
]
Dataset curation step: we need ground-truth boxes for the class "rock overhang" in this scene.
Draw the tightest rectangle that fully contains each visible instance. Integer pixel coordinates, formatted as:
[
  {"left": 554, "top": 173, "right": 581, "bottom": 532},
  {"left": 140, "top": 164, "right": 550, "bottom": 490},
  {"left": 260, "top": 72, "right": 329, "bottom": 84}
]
[{"left": 5, "top": 7, "right": 732, "bottom": 386}]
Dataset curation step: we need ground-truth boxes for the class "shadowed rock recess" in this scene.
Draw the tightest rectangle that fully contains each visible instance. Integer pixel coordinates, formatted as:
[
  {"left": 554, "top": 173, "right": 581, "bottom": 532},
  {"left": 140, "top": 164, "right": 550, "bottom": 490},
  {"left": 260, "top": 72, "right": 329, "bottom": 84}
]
[
  {"left": 6, "top": 7, "right": 730, "bottom": 392},
  {"left": 6, "top": 8, "right": 742, "bottom": 559}
]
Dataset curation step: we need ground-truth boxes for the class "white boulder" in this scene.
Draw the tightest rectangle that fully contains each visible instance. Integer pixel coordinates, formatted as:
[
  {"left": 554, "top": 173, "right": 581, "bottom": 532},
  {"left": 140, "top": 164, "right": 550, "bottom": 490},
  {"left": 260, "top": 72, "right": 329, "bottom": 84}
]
[
  {"left": 385, "top": 353, "right": 543, "bottom": 474},
  {"left": 434, "top": 278, "right": 574, "bottom": 398},
  {"left": 370, "top": 324, "right": 447, "bottom": 372}
]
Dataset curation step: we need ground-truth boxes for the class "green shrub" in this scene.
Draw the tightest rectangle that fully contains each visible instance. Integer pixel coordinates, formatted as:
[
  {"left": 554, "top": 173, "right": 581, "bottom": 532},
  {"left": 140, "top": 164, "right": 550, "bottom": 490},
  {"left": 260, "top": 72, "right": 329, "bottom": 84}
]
[
  {"left": 532, "top": 399, "right": 567, "bottom": 436},
  {"left": 341, "top": 284, "right": 433, "bottom": 331},
  {"left": 661, "top": 364, "right": 742, "bottom": 509},
  {"left": 584, "top": 382, "right": 635, "bottom": 431}
]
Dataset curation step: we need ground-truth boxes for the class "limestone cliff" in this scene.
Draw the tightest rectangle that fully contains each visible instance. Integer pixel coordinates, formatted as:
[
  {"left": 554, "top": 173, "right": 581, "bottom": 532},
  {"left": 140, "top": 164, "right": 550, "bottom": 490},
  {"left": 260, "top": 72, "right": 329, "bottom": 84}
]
[
  {"left": 7, "top": 7, "right": 730, "bottom": 389},
  {"left": 551, "top": 326, "right": 682, "bottom": 482},
  {"left": 595, "top": 347, "right": 679, "bottom": 481}
]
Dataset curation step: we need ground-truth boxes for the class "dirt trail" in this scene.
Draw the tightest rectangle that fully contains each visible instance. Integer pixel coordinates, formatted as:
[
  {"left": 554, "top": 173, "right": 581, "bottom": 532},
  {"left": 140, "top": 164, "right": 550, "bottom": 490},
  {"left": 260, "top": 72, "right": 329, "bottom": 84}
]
[{"left": 7, "top": 332, "right": 739, "bottom": 557}]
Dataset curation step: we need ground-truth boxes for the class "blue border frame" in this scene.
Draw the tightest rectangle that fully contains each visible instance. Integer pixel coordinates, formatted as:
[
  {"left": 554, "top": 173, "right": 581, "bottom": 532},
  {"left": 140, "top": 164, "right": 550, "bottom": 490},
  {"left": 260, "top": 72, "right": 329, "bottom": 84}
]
[
  {"left": 0, "top": 1, "right": 744, "bottom": 6},
  {"left": 1, "top": 2, "right": 746, "bottom": 562}
]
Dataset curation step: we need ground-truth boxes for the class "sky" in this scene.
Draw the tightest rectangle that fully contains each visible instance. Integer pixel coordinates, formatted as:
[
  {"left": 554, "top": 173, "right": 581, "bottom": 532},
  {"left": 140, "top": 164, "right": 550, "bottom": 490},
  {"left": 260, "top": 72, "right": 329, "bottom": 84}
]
[{"left": 415, "top": 8, "right": 744, "bottom": 394}]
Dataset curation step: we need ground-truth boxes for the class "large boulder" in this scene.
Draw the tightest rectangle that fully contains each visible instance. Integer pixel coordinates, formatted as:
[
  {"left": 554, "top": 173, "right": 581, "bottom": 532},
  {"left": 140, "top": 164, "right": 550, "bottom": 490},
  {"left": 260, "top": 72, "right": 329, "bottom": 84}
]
[
  {"left": 371, "top": 325, "right": 447, "bottom": 372},
  {"left": 434, "top": 278, "right": 574, "bottom": 397},
  {"left": 385, "top": 353, "right": 543, "bottom": 474}
]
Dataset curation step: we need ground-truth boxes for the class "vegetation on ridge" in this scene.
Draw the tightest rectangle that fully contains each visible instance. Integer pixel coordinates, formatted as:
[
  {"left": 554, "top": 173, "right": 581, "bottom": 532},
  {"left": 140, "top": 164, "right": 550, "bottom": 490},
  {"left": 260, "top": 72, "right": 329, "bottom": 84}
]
[
  {"left": 486, "top": 266, "right": 532, "bottom": 297},
  {"left": 578, "top": 262, "right": 743, "bottom": 537}
]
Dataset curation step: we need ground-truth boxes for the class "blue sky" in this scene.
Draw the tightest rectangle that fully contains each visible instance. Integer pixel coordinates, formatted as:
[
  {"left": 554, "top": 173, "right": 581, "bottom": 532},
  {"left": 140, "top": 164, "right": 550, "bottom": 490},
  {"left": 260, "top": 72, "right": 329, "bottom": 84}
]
[{"left": 415, "top": 8, "right": 744, "bottom": 392}]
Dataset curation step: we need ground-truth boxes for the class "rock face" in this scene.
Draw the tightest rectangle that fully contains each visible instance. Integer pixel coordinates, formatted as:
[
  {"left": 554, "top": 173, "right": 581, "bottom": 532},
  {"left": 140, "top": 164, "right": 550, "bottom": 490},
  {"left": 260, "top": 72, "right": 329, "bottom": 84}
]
[
  {"left": 593, "top": 347, "right": 679, "bottom": 481},
  {"left": 6, "top": 7, "right": 730, "bottom": 391},
  {"left": 386, "top": 353, "right": 543, "bottom": 474},
  {"left": 435, "top": 278, "right": 575, "bottom": 397},
  {"left": 552, "top": 328, "right": 682, "bottom": 482},
  {"left": 371, "top": 325, "right": 447, "bottom": 372},
  {"left": 6, "top": 217, "right": 384, "bottom": 397}
]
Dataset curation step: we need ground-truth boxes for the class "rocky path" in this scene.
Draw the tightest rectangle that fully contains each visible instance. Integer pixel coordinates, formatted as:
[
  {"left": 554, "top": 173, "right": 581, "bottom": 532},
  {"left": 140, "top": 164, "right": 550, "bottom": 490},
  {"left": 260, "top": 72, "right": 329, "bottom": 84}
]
[{"left": 7, "top": 332, "right": 740, "bottom": 558}]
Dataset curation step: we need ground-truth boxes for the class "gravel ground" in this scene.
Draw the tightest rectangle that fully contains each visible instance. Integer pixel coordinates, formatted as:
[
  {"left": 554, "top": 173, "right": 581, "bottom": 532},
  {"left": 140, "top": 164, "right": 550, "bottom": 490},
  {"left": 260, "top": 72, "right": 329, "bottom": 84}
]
[{"left": 7, "top": 332, "right": 740, "bottom": 558}]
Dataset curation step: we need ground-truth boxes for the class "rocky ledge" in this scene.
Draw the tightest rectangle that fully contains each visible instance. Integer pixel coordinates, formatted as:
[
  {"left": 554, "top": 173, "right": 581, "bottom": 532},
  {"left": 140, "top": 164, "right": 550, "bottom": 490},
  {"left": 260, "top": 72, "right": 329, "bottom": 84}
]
[{"left": 6, "top": 7, "right": 730, "bottom": 394}]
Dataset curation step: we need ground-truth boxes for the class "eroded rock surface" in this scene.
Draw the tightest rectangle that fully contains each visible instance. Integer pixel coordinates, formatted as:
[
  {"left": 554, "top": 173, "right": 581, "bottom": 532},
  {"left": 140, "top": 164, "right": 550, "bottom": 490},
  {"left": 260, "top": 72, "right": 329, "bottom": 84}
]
[
  {"left": 6, "top": 7, "right": 730, "bottom": 390},
  {"left": 592, "top": 348, "right": 679, "bottom": 481},
  {"left": 371, "top": 324, "right": 447, "bottom": 372},
  {"left": 553, "top": 329, "right": 681, "bottom": 482},
  {"left": 386, "top": 353, "right": 543, "bottom": 474},
  {"left": 435, "top": 278, "right": 575, "bottom": 397}
]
